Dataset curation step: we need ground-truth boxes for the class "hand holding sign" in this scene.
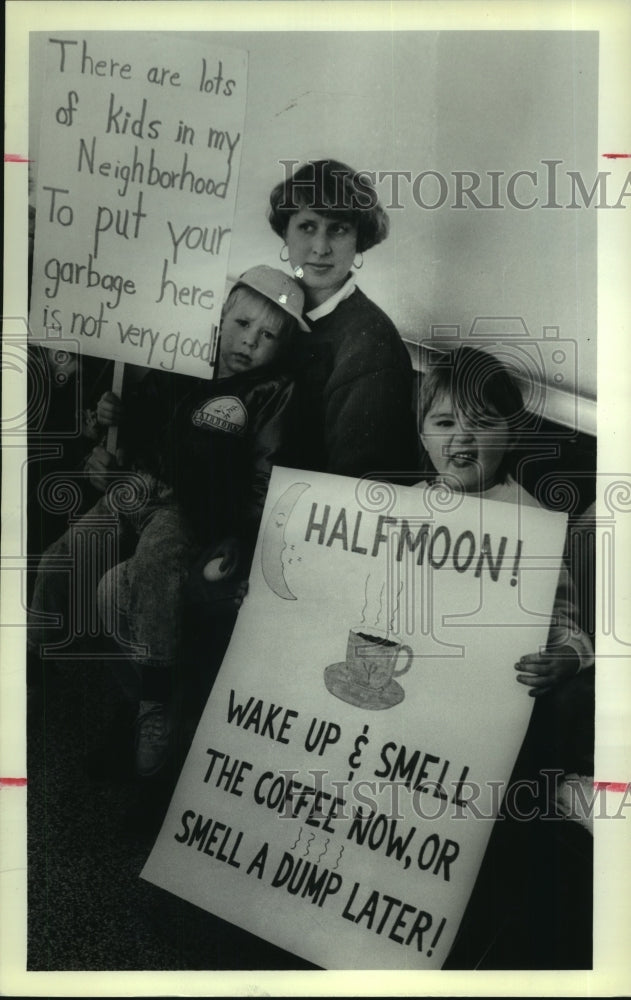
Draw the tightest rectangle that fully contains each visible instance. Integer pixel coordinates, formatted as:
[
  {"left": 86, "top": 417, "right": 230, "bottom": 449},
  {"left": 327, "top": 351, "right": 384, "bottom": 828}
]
[
  {"left": 96, "top": 390, "right": 123, "bottom": 426},
  {"left": 84, "top": 444, "right": 123, "bottom": 493},
  {"left": 515, "top": 638, "right": 581, "bottom": 696}
]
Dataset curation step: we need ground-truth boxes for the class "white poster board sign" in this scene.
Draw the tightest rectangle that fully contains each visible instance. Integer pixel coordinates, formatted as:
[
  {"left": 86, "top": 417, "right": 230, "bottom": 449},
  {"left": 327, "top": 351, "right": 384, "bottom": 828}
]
[
  {"left": 144, "top": 466, "right": 567, "bottom": 969},
  {"left": 29, "top": 32, "right": 247, "bottom": 377}
]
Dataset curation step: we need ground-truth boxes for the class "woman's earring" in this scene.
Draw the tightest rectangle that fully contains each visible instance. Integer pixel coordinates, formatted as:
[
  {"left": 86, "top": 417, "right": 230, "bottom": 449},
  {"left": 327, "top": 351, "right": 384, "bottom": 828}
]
[
  {"left": 280, "top": 242, "right": 303, "bottom": 277},
  {"left": 353, "top": 252, "right": 364, "bottom": 270}
]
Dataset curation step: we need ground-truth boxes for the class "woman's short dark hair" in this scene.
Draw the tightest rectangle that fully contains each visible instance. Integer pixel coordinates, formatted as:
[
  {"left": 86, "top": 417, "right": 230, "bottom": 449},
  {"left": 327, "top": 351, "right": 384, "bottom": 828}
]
[{"left": 268, "top": 159, "right": 389, "bottom": 253}]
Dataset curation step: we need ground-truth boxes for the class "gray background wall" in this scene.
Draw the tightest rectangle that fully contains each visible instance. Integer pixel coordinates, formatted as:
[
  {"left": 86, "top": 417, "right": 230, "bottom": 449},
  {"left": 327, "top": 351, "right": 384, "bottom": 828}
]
[{"left": 30, "top": 30, "right": 598, "bottom": 409}]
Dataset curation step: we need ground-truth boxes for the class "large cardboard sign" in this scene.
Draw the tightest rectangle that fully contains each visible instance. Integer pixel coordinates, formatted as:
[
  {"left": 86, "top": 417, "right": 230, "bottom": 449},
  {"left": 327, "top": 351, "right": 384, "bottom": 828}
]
[
  {"left": 142, "top": 468, "right": 569, "bottom": 969},
  {"left": 29, "top": 32, "right": 247, "bottom": 377}
]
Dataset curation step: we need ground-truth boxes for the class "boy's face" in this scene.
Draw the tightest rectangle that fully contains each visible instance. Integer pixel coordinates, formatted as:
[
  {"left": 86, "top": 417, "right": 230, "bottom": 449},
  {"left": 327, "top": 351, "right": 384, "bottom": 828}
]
[
  {"left": 420, "top": 389, "right": 512, "bottom": 493},
  {"left": 219, "top": 288, "right": 286, "bottom": 376}
]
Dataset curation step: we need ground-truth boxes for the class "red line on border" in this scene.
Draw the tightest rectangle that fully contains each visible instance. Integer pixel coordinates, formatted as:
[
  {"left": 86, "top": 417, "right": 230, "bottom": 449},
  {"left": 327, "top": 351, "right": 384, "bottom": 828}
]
[
  {"left": 4, "top": 154, "right": 31, "bottom": 163},
  {"left": 602, "top": 153, "right": 631, "bottom": 159},
  {"left": 0, "top": 778, "right": 27, "bottom": 787},
  {"left": 593, "top": 781, "right": 630, "bottom": 793}
]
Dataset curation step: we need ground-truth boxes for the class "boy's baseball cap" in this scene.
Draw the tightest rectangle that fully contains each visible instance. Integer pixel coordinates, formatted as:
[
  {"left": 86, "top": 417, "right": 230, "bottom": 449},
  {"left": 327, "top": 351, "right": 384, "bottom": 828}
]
[{"left": 233, "top": 265, "right": 310, "bottom": 332}]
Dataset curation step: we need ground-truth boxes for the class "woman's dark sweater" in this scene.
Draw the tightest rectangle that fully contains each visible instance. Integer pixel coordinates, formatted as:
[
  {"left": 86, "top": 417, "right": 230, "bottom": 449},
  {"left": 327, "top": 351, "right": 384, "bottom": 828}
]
[{"left": 287, "top": 286, "right": 418, "bottom": 481}]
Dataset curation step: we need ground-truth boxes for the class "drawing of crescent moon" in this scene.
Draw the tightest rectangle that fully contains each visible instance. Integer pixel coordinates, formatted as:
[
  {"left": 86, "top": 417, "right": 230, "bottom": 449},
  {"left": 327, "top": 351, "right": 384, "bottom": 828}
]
[{"left": 261, "top": 481, "right": 310, "bottom": 600}]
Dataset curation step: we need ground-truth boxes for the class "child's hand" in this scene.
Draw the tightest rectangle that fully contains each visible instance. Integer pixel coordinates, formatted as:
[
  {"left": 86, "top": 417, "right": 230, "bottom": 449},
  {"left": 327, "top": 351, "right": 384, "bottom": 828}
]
[
  {"left": 96, "top": 391, "right": 123, "bottom": 427},
  {"left": 84, "top": 445, "right": 122, "bottom": 492},
  {"left": 188, "top": 544, "right": 246, "bottom": 611},
  {"left": 203, "top": 536, "right": 240, "bottom": 581},
  {"left": 515, "top": 644, "right": 580, "bottom": 697}
]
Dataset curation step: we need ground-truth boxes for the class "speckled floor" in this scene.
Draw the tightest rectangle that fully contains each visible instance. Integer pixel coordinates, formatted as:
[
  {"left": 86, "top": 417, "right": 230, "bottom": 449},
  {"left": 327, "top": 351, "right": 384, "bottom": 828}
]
[{"left": 26, "top": 657, "right": 313, "bottom": 972}]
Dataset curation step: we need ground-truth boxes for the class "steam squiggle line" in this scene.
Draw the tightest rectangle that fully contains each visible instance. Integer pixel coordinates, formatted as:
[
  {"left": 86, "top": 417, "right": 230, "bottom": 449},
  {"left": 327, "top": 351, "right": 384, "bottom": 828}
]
[
  {"left": 317, "top": 838, "right": 330, "bottom": 863},
  {"left": 374, "top": 583, "right": 385, "bottom": 628},
  {"left": 290, "top": 827, "right": 303, "bottom": 851},
  {"left": 389, "top": 581, "right": 404, "bottom": 631},
  {"left": 360, "top": 574, "right": 371, "bottom": 625},
  {"left": 303, "top": 832, "right": 315, "bottom": 858},
  {"left": 332, "top": 845, "right": 345, "bottom": 870}
]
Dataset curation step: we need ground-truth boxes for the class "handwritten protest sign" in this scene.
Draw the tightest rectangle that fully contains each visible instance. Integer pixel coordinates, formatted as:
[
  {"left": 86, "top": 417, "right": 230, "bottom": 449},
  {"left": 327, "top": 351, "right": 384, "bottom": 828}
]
[
  {"left": 29, "top": 32, "right": 247, "bottom": 377},
  {"left": 142, "top": 467, "right": 568, "bottom": 969}
]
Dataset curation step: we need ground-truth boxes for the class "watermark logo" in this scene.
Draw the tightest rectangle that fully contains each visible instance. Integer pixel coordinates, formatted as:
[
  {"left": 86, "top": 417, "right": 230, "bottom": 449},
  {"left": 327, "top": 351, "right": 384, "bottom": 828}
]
[{"left": 277, "top": 158, "right": 631, "bottom": 211}]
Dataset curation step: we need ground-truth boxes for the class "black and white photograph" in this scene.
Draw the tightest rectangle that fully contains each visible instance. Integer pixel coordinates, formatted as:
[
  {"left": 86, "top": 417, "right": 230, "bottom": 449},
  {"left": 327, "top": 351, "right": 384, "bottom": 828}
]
[{"left": 2, "top": 0, "right": 630, "bottom": 995}]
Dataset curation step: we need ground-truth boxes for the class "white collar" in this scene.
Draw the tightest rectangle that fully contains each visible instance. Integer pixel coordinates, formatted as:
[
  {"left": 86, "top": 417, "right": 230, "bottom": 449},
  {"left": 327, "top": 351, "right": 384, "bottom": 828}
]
[{"left": 305, "top": 274, "right": 356, "bottom": 323}]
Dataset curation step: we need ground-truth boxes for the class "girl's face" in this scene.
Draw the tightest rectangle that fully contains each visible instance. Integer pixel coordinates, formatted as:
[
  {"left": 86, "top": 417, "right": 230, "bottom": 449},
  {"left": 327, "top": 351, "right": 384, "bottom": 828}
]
[
  {"left": 420, "top": 389, "right": 513, "bottom": 493},
  {"left": 284, "top": 208, "right": 358, "bottom": 308}
]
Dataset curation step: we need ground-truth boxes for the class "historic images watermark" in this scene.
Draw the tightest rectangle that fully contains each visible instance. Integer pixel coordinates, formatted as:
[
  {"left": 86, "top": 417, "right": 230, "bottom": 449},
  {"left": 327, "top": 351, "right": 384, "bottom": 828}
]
[
  {"left": 277, "top": 158, "right": 631, "bottom": 211},
  {"left": 204, "top": 764, "right": 627, "bottom": 826}
]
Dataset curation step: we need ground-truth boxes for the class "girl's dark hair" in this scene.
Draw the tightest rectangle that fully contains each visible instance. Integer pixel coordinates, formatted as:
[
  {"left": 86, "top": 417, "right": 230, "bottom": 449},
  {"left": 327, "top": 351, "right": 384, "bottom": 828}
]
[
  {"left": 418, "top": 345, "right": 527, "bottom": 482},
  {"left": 268, "top": 159, "right": 389, "bottom": 253}
]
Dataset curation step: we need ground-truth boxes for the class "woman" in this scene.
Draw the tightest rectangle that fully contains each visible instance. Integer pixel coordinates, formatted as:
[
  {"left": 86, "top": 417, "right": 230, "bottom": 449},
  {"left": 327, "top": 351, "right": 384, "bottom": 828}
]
[{"left": 268, "top": 159, "right": 418, "bottom": 481}]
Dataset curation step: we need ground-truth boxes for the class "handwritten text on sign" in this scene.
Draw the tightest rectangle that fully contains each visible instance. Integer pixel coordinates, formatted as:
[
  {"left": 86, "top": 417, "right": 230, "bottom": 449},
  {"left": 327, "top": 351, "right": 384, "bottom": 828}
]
[
  {"left": 29, "top": 33, "right": 248, "bottom": 377},
  {"left": 142, "top": 468, "right": 568, "bottom": 968}
]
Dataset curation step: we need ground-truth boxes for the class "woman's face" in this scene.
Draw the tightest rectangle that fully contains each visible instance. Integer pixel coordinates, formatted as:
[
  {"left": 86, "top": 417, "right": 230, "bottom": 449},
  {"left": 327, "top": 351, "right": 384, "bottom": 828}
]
[{"left": 284, "top": 208, "right": 358, "bottom": 307}]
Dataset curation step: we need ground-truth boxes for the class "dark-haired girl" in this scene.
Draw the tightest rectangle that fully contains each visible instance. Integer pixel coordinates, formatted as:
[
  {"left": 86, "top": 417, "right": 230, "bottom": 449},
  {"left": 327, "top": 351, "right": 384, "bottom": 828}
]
[{"left": 418, "top": 345, "right": 593, "bottom": 693}]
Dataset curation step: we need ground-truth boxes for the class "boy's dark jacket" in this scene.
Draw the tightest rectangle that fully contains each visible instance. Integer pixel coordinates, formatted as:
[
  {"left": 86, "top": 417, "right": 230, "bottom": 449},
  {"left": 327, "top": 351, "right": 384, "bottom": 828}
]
[{"left": 121, "top": 366, "right": 295, "bottom": 548}]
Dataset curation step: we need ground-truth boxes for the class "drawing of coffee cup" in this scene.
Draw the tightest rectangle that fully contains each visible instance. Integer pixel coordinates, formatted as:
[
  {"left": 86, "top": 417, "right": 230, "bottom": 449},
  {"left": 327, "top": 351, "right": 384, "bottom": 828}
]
[{"left": 345, "top": 629, "right": 413, "bottom": 691}]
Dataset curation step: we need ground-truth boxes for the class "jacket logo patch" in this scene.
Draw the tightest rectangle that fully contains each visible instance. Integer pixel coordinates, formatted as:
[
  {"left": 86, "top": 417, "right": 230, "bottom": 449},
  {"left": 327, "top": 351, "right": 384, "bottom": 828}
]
[{"left": 191, "top": 396, "right": 248, "bottom": 435}]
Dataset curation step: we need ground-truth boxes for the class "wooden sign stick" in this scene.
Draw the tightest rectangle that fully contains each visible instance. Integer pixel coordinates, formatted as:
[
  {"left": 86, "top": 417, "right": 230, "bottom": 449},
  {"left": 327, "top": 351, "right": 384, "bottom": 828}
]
[{"left": 106, "top": 360, "right": 125, "bottom": 455}]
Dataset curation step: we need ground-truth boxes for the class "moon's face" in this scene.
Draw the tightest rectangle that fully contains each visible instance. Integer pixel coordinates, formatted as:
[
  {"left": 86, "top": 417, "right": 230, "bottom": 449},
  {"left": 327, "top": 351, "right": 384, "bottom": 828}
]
[{"left": 260, "top": 482, "right": 310, "bottom": 600}]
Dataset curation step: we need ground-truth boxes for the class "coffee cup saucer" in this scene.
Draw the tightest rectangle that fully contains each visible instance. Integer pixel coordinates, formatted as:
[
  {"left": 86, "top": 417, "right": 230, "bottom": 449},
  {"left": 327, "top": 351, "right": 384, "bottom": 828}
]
[{"left": 324, "top": 662, "right": 405, "bottom": 710}]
